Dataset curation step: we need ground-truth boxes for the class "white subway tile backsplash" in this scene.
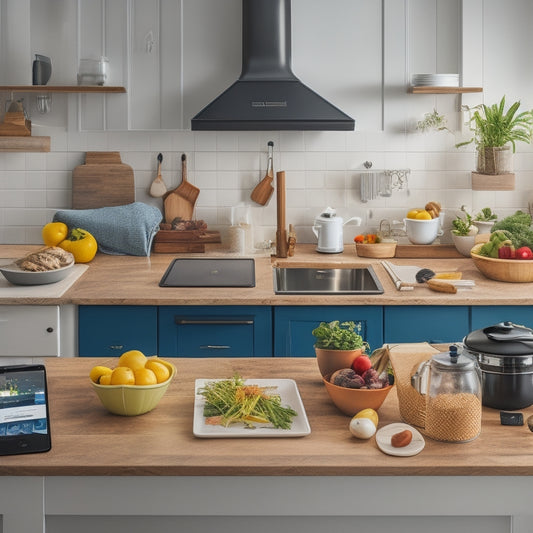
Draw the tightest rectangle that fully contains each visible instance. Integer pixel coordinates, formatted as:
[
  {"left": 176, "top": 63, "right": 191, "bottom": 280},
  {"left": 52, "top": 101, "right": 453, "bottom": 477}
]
[{"left": 2, "top": 124, "right": 533, "bottom": 245}]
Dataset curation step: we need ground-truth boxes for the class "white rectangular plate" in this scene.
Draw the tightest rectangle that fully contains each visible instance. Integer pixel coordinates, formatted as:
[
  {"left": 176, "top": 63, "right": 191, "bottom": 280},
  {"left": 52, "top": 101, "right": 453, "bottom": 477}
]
[{"left": 193, "top": 378, "right": 311, "bottom": 438}]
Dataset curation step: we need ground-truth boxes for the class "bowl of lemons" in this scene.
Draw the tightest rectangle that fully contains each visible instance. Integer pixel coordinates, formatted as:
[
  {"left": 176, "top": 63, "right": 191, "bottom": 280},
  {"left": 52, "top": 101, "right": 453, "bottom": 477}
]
[{"left": 89, "top": 350, "right": 176, "bottom": 416}]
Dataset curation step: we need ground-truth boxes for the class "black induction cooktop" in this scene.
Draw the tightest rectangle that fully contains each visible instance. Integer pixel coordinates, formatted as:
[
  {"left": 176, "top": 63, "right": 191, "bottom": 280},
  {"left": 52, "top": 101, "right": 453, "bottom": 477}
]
[{"left": 159, "top": 258, "right": 255, "bottom": 288}]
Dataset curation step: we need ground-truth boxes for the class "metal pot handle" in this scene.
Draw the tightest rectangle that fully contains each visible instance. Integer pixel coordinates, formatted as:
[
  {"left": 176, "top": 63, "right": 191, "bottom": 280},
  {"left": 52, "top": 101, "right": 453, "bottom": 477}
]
[{"left": 411, "top": 360, "right": 430, "bottom": 395}]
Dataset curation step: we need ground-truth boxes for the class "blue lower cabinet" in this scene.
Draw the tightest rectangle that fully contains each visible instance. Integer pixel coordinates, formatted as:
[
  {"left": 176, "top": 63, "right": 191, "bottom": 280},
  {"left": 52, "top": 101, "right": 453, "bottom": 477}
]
[
  {"left": 273, "top": 306, "right": 384, "bottom": 357},
  {"left": 384, "top": 305, "right": 470, "bottom": 344},
  {"left": 78, "top": 305, "right": 158, "bottom": 357},
  {"left": 470, "top": 306, "right": 533, "bottom": 330},
  {"left": 158, "top": 306, "right": 272, "bottom": 357}
]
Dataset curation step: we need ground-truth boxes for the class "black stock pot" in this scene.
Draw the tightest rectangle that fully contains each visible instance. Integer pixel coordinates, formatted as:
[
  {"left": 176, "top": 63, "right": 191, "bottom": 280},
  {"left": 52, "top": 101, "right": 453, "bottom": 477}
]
[{"left": 462, "top": 322, "right": 533, "bottom": 410}]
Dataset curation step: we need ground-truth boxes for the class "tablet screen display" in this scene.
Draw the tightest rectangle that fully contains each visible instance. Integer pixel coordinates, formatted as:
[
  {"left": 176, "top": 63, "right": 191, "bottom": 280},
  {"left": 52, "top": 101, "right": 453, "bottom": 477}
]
[{"left": 0, "top": 365, "right": 51, "bottom": 455}]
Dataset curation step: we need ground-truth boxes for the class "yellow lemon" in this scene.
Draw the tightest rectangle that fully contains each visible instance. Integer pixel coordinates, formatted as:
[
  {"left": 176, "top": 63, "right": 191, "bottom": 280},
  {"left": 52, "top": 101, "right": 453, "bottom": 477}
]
[
  {"left": 352, "top": 408, "right": 379, "bottom": 428},
  {"left": 145, "top": 360, "right": 171, "bottom": 383},
  {"left": 134, "top": 368, "right": 158, "bottom": 386},
  {"left": 406, "top": 209, "right": 421, "bottom": 219},
  {"left": 89, "top": 365, "right": 113, "bottom": 384},
  {"left": 118, "top": 350, "right": 147, "bottom": 372},
  {"left": 415, "top": 210, "right": 432, "bottom": 220},
  {"left": 349, "top": 417, "right": 377, "bottom": 440},
  {"left": 110, "top": 366, "right": 135, "bottom": 385},
  {"left": 99, "top": 373, "right": 112, "bottom": 385}
]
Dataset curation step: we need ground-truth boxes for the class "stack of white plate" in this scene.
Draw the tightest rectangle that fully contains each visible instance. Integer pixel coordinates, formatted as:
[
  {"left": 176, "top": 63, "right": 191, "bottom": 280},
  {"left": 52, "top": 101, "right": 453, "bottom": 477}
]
[{"left": 411, "top": 73, "right": 460, "bottom": 87}]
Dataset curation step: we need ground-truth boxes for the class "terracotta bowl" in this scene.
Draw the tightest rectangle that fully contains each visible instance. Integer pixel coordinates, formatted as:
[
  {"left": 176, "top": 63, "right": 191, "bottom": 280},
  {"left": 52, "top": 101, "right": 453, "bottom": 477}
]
[
  {"left": 471, "top": 252, "right": 533, "bottom": 283},
  {"left": 91, "top": 360, "right": 176, "bottom": 416},
  {"left": 322, "top": 374, "right": 393, "bottom": 416},
  {"left": 315, "top": 347, "right": 362, "bottom": 377}
]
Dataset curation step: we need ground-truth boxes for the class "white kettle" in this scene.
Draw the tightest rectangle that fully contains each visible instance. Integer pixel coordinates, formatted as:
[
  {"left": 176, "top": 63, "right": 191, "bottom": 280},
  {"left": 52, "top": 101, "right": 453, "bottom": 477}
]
[{"left": 312, "top": 207, "right": 362, "bottom": 253}]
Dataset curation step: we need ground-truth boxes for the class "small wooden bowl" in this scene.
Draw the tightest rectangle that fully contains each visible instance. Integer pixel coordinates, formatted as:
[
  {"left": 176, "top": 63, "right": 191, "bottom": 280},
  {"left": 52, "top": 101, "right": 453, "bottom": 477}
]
[
  {"left": 322, "top": 374, "right": 393, "bottom": 416},
  {"left": 471, "top": 252, "right": 533, "bottom": 283},
  {"left": 355, "top": 242, "right": 397, "bottom": 258}
]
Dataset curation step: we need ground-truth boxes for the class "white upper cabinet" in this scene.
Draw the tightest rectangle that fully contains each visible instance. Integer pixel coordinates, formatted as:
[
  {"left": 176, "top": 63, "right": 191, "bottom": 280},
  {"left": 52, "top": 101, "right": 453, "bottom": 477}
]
[{"left": 0, "top": 0, "right": 468, "bottom": 131}]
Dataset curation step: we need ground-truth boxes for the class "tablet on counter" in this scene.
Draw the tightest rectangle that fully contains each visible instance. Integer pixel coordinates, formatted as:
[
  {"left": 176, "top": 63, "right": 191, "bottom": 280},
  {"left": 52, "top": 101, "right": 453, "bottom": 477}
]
[{"left": 0, "top": 364, "right": 52, "bottom": 455}]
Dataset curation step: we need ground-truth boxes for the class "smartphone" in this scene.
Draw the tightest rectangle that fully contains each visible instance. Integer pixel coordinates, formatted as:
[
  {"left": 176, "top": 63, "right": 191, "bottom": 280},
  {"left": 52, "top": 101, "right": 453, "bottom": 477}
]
[{"left": 0, "top": 364, "right": 52, "bottom": 455}]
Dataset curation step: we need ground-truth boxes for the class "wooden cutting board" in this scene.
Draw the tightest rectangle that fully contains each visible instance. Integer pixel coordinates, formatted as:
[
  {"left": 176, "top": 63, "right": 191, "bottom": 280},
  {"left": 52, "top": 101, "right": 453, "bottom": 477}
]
[{"left": 72, "top": 152, "right": 135, "bottom": 209}]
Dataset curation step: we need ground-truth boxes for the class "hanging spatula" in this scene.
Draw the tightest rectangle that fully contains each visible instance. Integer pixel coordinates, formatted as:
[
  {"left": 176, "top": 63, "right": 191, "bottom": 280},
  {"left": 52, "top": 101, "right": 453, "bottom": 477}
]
[
  {"left": 149, "top": 153, "right": 167, "bottom": 197},
  {"left": 251, "top": 141, "right": 274, "bottom": 205}
]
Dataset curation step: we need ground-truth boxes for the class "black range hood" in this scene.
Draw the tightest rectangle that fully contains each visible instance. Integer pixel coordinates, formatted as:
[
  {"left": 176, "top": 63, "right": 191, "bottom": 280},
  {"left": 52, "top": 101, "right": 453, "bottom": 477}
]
[{"left": 191, "top": 0, "right": 355, "bottom": 131}]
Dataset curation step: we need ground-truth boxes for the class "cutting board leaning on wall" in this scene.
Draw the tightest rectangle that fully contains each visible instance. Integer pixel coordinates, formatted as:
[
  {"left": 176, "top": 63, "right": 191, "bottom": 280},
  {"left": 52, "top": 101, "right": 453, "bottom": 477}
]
[{"left": 72, "top": 152, "right": 135, "bottom": 209}]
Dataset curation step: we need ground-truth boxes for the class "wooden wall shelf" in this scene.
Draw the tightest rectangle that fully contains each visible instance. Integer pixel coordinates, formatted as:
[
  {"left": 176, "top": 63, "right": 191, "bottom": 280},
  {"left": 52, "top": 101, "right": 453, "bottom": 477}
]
[
  {"left": 0, "top": 85, "right": 126, "bottom": 93},
  {"left": 409, "top": 86, "right": 483, "bottom": 94},
  {"left": 0, "top": 136, "right": 50, "bottom": 152}
]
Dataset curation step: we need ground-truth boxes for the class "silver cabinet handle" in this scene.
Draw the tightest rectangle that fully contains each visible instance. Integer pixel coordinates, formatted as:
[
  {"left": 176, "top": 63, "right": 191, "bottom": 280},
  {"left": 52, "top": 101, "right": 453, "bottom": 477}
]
[
  {"left": 109, "top": 345, "right": 124, "bottom": 350},
  {"left": 175, "top": 318, "right": 253, "bottom": 325},
  {"left": 200, "top": 345, "right": 231, "bottom": 350}
]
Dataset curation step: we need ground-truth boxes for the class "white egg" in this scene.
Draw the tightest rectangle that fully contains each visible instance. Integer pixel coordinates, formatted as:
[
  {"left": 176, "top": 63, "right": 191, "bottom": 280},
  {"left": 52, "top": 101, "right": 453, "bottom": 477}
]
[{"left": 349, "top": 417, "right": 377, "bottom": 439}]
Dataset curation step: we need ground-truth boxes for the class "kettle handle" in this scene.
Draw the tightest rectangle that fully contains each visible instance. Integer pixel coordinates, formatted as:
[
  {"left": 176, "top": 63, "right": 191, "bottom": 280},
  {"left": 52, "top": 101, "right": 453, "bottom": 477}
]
[
  {"left": 312, "top": 224, "right": 319, "bottom": 239},
  {"left": 411, "top": 359, "right": 430, "bottom": 395}
]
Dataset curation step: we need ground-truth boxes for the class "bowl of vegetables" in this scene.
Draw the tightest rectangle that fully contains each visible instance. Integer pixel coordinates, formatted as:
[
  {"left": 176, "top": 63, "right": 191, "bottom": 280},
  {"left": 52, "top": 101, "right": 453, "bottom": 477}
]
[
  {"left": 470, "top": 211, "right": 533, "bottom": 283},
  {"left": 354, "top": 234, "right": 397, "bottom": 258}
]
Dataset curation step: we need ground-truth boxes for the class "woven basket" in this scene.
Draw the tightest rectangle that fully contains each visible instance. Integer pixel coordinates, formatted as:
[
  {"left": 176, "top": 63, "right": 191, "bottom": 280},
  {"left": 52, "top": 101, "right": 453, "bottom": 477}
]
[{"left": 388, "top": 348, "right": 430, "bottom": 429}]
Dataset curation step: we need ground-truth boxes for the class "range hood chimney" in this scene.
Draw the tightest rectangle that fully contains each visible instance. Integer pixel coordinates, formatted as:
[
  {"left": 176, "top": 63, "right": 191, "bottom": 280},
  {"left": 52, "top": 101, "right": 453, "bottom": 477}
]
[{"left": 191, "top": 0, "right": 355, "bottom": 131}]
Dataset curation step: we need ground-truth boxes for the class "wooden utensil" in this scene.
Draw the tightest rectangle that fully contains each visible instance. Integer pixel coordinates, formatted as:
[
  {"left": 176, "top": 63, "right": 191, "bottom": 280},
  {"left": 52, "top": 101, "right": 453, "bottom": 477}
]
[
  {"left": 149, "top": 153, "right": 167, "bottom": 197},
  {"left": 275, "top": 170, "right": 288, "bottom": 258},
  {"left": 163, "top": 154, "right": 200, "bottom": 223},
  {"left": 251, "top": 141, "right": 274, "bottom": 205},
  {"left": 72, "top": 151, "right": 135, "bottom": 209}
]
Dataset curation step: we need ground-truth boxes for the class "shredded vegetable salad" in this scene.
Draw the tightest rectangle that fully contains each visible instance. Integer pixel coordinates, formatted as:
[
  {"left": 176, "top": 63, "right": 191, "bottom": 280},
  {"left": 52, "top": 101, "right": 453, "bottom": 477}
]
[{"left": 198, "top": 374, "right": 298, "bottom": 429}]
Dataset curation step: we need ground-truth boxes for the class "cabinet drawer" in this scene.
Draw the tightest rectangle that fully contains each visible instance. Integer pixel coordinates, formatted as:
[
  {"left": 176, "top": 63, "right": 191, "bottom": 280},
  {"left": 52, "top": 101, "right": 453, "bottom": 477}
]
[
  {"left": 78, "top": 305, "right": 158, "bottom": 357},
  {"left": 158, "top": 306, "right": 272, "bottom": 357},
  {"left": 384, "top": 306, "right": 470, "bottom": 344},
  {"left": 0, "top": 305, "right": 59, "bottom": 357},
  {"left": 470, "top": 306, "right": 533, "bottom": 331}
]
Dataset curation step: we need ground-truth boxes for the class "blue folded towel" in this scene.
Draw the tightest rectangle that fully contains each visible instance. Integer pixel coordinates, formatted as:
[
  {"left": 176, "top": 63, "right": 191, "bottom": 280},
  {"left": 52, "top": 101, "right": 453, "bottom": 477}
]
[{"left": 53, "top": 202, "right": 162, "bottom": 256}]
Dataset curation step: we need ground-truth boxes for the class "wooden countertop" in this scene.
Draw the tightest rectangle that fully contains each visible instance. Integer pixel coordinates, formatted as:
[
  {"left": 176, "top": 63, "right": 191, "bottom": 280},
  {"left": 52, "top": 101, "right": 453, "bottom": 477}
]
[
  {"left": 1, "top": 244, "right": 533, "bottom": 305},
  {"left": 2, "top": 349, "right": 533, "bottom": 477}
]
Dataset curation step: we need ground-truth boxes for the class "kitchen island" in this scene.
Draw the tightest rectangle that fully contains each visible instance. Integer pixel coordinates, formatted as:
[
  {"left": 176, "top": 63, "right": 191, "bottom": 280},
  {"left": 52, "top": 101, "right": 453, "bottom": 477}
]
[{"left": 1, "top": 351, "right": 532, "bottom": 533}]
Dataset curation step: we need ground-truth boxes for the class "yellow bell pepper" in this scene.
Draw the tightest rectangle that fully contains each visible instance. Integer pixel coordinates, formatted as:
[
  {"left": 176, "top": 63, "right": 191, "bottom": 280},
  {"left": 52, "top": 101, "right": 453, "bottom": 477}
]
[
  {"left": 42, "top": 222, "right": 68, "bottom": 246},
  {"left": 58, "top": 228, "right": 98, "bottom": 263}
]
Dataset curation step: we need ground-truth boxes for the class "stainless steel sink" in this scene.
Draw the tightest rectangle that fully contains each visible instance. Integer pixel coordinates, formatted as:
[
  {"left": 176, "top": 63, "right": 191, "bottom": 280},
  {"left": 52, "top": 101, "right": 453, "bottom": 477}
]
[{"left": 273, "top": 266, "right": 384, "bottom": 295}]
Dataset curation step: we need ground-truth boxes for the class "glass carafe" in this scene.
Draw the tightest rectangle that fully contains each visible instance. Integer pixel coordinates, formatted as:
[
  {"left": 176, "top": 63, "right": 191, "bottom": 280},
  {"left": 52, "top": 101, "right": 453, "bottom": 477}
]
[{"left": 411, "top": 346, "right": 482, "bottom": 442}]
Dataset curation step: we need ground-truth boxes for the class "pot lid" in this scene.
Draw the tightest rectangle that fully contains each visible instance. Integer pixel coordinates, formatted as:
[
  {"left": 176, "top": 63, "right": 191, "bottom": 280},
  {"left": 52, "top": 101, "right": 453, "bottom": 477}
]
[
  {"left": 432, "top": 345, "right": 476, "bottom": 370},
  {"left": 464, "top": 322, "right": 533, "bottom": 356},
  {"left": 316, "top": 207, "right": 340, "bottom": 220}
]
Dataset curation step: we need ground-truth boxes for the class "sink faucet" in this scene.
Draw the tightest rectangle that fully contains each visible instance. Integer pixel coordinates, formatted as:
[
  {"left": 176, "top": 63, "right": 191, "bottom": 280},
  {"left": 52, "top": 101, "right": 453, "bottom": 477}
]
[{"left": 276, "top": 171, "right": 288, "bottom": 258}]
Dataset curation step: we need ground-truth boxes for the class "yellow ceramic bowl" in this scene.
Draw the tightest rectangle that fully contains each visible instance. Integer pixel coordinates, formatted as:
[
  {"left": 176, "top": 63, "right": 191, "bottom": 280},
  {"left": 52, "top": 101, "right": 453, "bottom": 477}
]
[
  {"left": 322, "top": 373, "right": 393, "bottom": 416},
  {"left": 91, "top": 359, "right": 176, "bottom": 416},
  {"left": 471, "top": 252, "right": 533, "bottom": 283}
]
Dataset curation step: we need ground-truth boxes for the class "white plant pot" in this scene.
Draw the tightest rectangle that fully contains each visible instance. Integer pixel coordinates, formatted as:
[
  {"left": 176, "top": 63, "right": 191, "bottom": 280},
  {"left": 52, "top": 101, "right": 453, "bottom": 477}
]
[
  {"left": 473, "top": 220, "right": 494, "bottom": 234},
  {"left": 452, "top": 233, "right": 477, "bottom": 257}
]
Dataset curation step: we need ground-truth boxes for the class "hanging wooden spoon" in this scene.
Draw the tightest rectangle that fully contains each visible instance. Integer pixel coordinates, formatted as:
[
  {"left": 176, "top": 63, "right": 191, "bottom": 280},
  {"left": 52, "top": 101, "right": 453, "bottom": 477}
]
[
  {"left": 149, "top": 153, "right": 167, "bottom": 197},
  {"left": 251, "top": 141, "right": 274, "bottom": 205}
]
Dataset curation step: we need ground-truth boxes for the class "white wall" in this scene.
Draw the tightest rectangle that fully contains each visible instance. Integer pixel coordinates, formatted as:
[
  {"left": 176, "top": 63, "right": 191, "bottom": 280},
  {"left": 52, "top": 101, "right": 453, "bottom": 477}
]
[{"left": 1, "top": 0, "right": 533, "bottom": 249}]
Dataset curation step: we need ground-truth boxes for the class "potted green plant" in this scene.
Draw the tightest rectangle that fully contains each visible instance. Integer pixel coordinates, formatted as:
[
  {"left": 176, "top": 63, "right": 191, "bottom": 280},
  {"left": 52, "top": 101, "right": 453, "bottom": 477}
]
[
  {"left": 473, "top": 207, "right": 498, "bottom": 234},
  {"left": 451, "top": 206, "right": 479, "bottom": 257},
  {"left": 457, "top": 96, "right": 533, "bottom": 189},
  {"left": 312, "top": 321, "right": 369, "bottom": 377}
]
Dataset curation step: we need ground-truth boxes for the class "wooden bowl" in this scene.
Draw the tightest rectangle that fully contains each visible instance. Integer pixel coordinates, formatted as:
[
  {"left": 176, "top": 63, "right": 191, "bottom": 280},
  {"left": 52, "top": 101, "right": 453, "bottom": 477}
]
[
  {"left": 322, "top": 374, "right": 393, "bottom": 416},
  {"left": 355, "top": 242, "right": 397, "bottom": 258},
  {"left": 471, "top": 252, "right": 533, "bottom": 283}
]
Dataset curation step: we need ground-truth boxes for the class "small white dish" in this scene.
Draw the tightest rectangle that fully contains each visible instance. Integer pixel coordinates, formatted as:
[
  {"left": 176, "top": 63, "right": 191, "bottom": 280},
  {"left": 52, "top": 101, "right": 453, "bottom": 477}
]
[
  {"left": 376, "top": 422, "right": 425, "bottom": 457},
  {"left": 193, "top": 378, "right": 311, "bottom": 438}
]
